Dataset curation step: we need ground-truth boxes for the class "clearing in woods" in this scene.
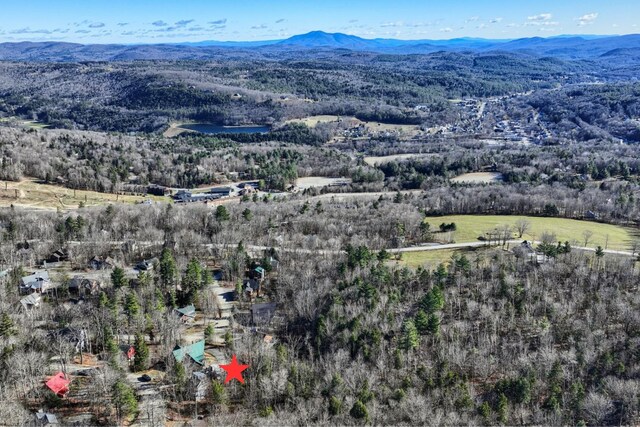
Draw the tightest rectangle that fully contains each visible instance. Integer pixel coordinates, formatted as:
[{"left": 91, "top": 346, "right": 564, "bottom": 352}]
[
  {"left": 396, "top": 247, "right": 476, "bottom": 269},
  {"left": 286, "top": 115, "right": 422, "bottom": 138},
  {"left": 0, "top": 178, "right": 165, "bottom": 210},
  {"left": 451, "top": 172, "right": 504, "bottom": 184},
  {"left": 363, "top": 153, "right": 434, "bottom": 166},
  {"left": 424, "top": 214, "right": 638, "bottom": 251}
]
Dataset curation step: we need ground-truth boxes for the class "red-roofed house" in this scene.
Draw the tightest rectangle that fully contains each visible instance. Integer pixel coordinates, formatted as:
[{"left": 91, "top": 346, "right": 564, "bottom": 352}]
[
  {"left": 45, "top": 372, "right": 70, "bottom": 397},
  {"left": 126, "top": 346, "right": 135, "bottom": 361}
]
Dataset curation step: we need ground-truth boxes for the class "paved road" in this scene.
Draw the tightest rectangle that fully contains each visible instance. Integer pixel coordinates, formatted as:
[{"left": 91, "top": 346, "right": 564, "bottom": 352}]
[{"left": 57, "top": 238, "right": 637, "bottom": 258}]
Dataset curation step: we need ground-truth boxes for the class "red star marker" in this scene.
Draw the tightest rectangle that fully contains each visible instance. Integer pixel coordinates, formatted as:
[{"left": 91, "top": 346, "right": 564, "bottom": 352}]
[{"left": 220, "top": 354, "right": 249, "bottom": 384}]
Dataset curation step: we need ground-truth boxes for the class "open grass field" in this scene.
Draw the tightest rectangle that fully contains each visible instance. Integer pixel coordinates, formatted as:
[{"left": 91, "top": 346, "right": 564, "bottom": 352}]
[
  {"left": 285, "top": 115, "right": 342, "bottom": 127},
  {"left": 451, "top": 172, "right": 504, "bottom": 184},
  {"left": 396, "top": 248, "right": 471, "bottom": 268},
  {"left": 286, "top": 115, "right": 422, "bottom": 138},
  {"left": 424, "top": 215, "right": 639, "bottom": 251},
  {"left": 295, "top": 176, "right": 352, "bottom": 189},
  {"left": 0, "top": 117, "right": 49, "bottom": 129},
  {"left": 0, "top": 178, "right": 166, "bottom": 210}
]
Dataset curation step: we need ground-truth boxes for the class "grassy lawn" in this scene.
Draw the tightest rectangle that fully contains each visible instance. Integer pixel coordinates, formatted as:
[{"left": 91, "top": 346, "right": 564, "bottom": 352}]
[
  {"left": 0, "top": 178, "right": 167, "bottom": 210},
  {"left": 424, "top": 215, "right": 639, "bottom": 251},
  {"left": 396, "top": 247, "right": 500, "bottom": 269},
  {"left": 397, "top": 248, "right": 468, "bottom": 269}
]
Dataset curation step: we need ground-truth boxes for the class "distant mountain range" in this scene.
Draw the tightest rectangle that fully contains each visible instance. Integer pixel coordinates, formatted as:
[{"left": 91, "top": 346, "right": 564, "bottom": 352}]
[{"left": 1, "top": 31, "right": 639, "bottom": 61}]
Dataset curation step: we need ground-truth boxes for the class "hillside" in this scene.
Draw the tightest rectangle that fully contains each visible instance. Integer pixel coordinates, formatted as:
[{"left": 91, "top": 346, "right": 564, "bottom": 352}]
[{"left": 0, "top": 32, "right": 639, "bottom": 61}]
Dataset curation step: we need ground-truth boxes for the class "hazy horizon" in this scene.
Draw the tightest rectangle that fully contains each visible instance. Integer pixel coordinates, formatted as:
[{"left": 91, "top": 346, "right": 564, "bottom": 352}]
[
  {"left": 0, "top": 0, "right": 637, "bottom": 44},
  {"left": 0, "top": 30, "right": 636, "bottom": 47}
]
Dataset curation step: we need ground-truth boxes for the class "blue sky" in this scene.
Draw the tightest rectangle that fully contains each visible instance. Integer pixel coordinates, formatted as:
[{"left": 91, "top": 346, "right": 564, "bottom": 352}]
[{"left": 0, "top": 0, "right": 637, "bottom": 43}]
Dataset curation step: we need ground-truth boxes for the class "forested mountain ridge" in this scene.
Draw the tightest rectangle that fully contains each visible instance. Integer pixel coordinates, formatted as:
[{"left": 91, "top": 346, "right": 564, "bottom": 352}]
[{"left": 1, "top": 32, "right": 639, "bottom": 60}]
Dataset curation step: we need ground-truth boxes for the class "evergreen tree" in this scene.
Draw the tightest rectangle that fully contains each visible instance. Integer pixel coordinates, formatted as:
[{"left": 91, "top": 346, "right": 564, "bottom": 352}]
[
  {"left": 242, "top": 208, "right": 252, "bottom": 221},
  {"left": 133, "top": 333, "right": 149, "bottom": 372},
  {"left": 478, "top": 401, "right": 491, "bottom": 423},
  {"left": 124, "top": 292, "right": 140, "bottom": 320},
  {"left": 137, "top": 270, "right": 151, "bottom": 288},
  {"left": 401, "top": 319, "right": 419, "bottom": 351},
  {"left": 159, "top": 248, "right": 177, "bottom": 288},
  {"left": 421, "top": 287, "right": 445, "bottom": 314},
  {"left": 111, "top": 267, "right": 127, "bottom": 289},
  {"left": 497, "top": 393, "right": 508, "bottom": 424},
  {"left": 215, "top": 205, "right": 230, "bottom": 221},
  {"left": 427, "top": 313, "right": 441, "bottom": 335},
  {"left": 103, "top": 327, "right": 119, "bottom": 357},
  {"left": 205, "top": 324, "right": 214, "bottom": 341},
  {"left": 173, "top": 361, "right": 187, "bottom": 394},
  {"left": 0, "top": 312, "right": 16, "bottom": 337},
  {"left": 415, "top": 309, "right": 429, "bottom": 335},
  {"left": 183, "top": 258, "right": 203, "bottom": 291},
  {"left": 350, "top": 400, "right": 369, "bottom": 421},
  {"left": 211, "top": 381, "right": 228, "bottom": 405},
  {"left": 112, "top": 380, "right": 138, "bottom": 422},
  {"left": 329, "top": 396, "right": 343, "bottom": 415}
]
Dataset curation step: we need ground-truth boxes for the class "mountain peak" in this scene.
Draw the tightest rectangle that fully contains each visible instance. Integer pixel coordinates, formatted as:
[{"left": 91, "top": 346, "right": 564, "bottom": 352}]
[{"left": 278, "top": 31, "right": 371, "bottom": 48}]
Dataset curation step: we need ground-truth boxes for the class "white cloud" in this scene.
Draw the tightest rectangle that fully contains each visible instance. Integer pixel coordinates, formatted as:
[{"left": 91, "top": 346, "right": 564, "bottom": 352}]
[
  {"left": 381, "top": 21, "right": 404, "bottom": 28},
  {"left": 528, "top": 13, "right": 553, "bottom": 22},
  {"left": 577, "top": 13, "right": 598, "bottom": 26},
  {"left": 490, "top": 17, "right": 503, "bottom": 24},
  {"left": 466, "top": 16, "right": 480, "bottom": 23},
  {"left": 525, "top": 13, "right": 558, "bottom": 27},
  {"left": 440, "top": 27, "right": 453, "bottom": 33}
]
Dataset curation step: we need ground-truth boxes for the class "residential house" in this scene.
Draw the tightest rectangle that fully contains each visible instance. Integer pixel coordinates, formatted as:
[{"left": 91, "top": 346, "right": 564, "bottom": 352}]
[
  {"left": 136, "top": 258, "right": 158, "bottom": 271},
  {"left": 175, "top": 304, "right": 196, "bottom": 323},
  {"left": 68, "top": 276, "right": 102, "bottom": 296},
  {"left": 50, "top": 327, "right": 87, "bottom": 353},
  {"left": 20, "top": 293, "right": 42, "bottom": 311},
  {"left": 251, "top": 302, "right": 277, "bottom": 326},
  {"left": 35, "top": 410, "right": 59, "bottom": 426},
  {"left": 243, "top": 278, "right": 260, "bottom": 298},
  {"left": 20, "top": 271, "right": 52, "bottom": 294},
  {"left": 252, "top": 266, "right": 266, "bottom": 281},
  {"left": 45, "top": 372, "right": 71, "bottom": 397},
  {"left": 585, "top": 210, "right": 599, "bottom": 220},
  {"left": 46, "top": 249, "right": 68, "bottom": 264},
  {"left": 192, "top": 372, "right": 209, "bottom": 402},
  {"left": 173, "top": 340, "right": 206, "bottom": 366},
  {"left": 89, "top": 256, "right": 115, "bottom": 270}
]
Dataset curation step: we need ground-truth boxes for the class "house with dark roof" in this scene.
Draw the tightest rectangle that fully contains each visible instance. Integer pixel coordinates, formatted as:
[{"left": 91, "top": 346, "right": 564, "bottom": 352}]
[
  {"left": 46, "top": 249, "right": 68, "bottom": 264},
  {"left": 243, "top": 278, "right": 261, "bottom": 298},
  {"left": 136, "top": 258, "right": 159, "bottom": 271},
  {"left": 89, "top": 256, "right": 115, "bottom": 270},
  {"left": 209, "top": 186, "right": 233, "bottom": 197},
  {"left": 69, "top": 276, "right": 103, "bottom": 296},
  {"left": 251, "top": 302, "right": 277, "bottom": 326}
]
